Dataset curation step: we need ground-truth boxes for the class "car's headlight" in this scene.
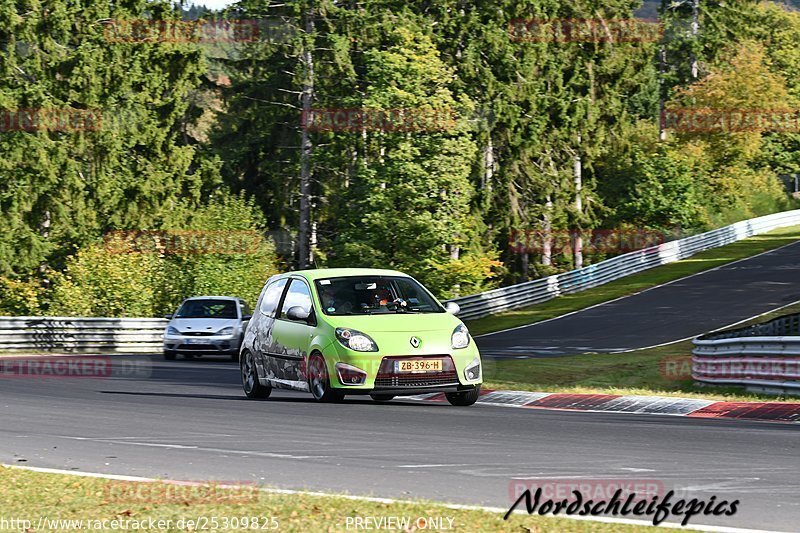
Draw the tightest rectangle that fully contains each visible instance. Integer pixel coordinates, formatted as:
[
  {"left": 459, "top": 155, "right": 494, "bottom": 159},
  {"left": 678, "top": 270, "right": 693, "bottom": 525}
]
[
  {"left": 215, "top": 326, "right": 235, "bottom": 336},
  {"left": 166, "top": 326, "right": 181, "bottom": 336},
  {"left": 451, "top": 324, "right": 470, "bottom": 349},
  {"left": 335, "top": 328, "right": 378, "bottom": 352},
  {"left": 464, "top": 357, "right": 481, "bottom": 381}
]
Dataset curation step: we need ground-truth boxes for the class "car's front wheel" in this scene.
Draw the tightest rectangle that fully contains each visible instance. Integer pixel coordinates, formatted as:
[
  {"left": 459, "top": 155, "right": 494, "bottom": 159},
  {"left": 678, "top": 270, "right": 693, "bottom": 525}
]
[
  {"left": 445, "top": 386, "right": 481, "bottom": 406},
  {"left": 241, "top": 350, "right": 271, "bottom": 399},
  {"left": 307, "top": 353, "right": 344, "bottom": 403}
]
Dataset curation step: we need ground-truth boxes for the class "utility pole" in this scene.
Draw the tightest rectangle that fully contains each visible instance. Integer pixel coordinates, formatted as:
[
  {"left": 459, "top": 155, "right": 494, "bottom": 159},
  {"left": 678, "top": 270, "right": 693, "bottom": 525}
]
[
  {"left": 690, "top": 0, "right": 700, "bottom": 79},
  {"left": 659, "top": 0, "right": 701, "bottom": 140},
  {"left": 298, "top": 8, "right": 314, "bottom": 269},
  {"left": 572, "top": 133, "right": 583, "bottom": 270}
]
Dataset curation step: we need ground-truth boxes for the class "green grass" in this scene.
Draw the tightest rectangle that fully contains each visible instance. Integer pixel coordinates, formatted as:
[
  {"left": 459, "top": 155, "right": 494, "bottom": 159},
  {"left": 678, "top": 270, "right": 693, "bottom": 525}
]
[
  {"left": 481, "top": 301, "right": 800, "bottom": 403},
  {"left": 466, "top": 224, "right": 800, "bottom": 336},
  {"left": 0, "top": 466, "right": 683, "bottom": 532}
]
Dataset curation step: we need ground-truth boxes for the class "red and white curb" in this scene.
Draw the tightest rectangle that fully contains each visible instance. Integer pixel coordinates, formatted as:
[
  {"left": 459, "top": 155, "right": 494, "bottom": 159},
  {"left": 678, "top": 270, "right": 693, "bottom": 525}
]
[{"left": 408, "top": 390, "right": 800, "bottom": 423}]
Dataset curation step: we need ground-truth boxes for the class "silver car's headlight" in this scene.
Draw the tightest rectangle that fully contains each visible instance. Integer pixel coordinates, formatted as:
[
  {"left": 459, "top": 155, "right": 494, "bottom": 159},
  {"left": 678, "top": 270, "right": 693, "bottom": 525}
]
[
  {"left": 464, "top": 357, "right": 481, "bottom": 381},
  {"left": 166, "top": 326, "right": 180, "bottom": 336},
  {"left": 451, "top": 324, "right": 470, "bottom": 349},
  {"left": 335, "top": 328, "right": 378, "bottom": 352},
  {"left": 215, "top": 326, "right": 235, "bottom": 336}
]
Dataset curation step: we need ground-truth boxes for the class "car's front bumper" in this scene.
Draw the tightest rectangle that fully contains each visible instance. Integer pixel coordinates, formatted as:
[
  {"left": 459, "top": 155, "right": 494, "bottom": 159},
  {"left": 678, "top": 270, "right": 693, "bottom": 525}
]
[
  {"left": 164, "top": 335, "right": 240, "bottom": 355},
  {"left": 322, "top": 344, "right": 483, "bottom": 392},
  {"left": 346, "top": 383, "right": 479, "bottom": 397}
]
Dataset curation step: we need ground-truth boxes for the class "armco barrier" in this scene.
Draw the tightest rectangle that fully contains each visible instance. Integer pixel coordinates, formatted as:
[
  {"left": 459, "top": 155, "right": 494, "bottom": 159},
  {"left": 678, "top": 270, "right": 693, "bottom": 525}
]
[
  {"left": 692, "top": 313, "right": 800, "bottom": 394},
  {"left": 448, "top": 209, "right": 800, "bottom": 320},
  {"left": 0, "top": 317, "right": 167, "bottom": 354},
  {"left": 1, "top": 210, "right": 799, "bottom": 353}
]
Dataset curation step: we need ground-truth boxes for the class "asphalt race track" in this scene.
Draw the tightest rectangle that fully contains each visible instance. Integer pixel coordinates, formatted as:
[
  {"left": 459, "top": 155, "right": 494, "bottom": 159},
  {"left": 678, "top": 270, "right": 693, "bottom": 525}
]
[
  {"left": 476, "top": 240, "right": 800, "bottom": 358},
  {"left": 1, "top": 357, "right": 799, "bottom": 532}
]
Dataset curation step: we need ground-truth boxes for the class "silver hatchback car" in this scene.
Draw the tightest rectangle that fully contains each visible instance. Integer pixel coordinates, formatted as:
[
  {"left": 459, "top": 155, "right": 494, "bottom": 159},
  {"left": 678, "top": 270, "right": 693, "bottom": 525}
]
[{"left": 163, "top": 297, "right": 252, "bottom": 361}]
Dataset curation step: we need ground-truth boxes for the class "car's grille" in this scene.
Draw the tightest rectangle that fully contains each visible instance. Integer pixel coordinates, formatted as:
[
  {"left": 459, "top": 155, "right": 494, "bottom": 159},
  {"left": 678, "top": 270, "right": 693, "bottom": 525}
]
[
  {"left": 178, "top": 343, "right": 226, "bottom": 351},
  {"left": 182, "top": 331, "right": 216, "bottom": 336},
  {"left": 373, "top": 355, "right": 458, "bottom": 388},
  {"left": 374, "top": 371, "right": 458, "bottom": 388}
]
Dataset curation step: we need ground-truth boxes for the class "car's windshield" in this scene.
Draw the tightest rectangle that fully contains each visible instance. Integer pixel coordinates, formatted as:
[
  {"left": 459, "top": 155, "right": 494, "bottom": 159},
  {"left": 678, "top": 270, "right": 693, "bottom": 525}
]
[
  {"left": 175, "top": 299, "right": 238, "bottom": 319},
  {"left": 314, "top": 276, "right": 444, "bottom": 316}
]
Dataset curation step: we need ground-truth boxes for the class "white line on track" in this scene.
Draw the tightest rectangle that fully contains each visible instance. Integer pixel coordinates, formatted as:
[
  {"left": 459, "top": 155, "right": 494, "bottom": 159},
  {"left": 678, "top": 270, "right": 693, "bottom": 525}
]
[
  {"left": 2, "top": 464, "right": 783, "bottom": 533},
  {"left": 396, "top": 464, "right": 475, "bottom": 468},
  {"left": 55, "top": 435, "right": 327, "bottom": 460}
]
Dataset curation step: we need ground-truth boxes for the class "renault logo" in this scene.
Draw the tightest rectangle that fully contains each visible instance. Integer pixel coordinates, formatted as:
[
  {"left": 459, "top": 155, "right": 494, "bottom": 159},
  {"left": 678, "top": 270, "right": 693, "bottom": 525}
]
[{"left": 410, "top": 336, "right": 421, "bottom": 348}]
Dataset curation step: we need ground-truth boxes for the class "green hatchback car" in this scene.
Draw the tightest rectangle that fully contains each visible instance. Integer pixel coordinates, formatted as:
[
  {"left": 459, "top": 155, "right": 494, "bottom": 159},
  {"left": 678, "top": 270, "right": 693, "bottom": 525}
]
[{"left": 239, "top": 268, "right": 482, "bottom": 406}]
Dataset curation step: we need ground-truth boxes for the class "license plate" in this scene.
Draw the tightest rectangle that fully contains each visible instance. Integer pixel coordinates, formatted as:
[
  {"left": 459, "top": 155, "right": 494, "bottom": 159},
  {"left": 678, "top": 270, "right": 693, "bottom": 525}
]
[
  {"left": 184, "top": 338, "right": 200, "bottom": 344},
  {"left": 395, "top": 359, "right": 443, "bottom": 373}
]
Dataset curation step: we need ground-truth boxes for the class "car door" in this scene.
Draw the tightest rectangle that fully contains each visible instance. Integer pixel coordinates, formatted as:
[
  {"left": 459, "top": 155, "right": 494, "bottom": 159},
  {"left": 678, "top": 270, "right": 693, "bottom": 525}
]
[
  {"left": 252, "top": 277, "right": 288, "bottom": 380},
  {"left": 269, "top": 277, "right": 316, "bottom": 389}
]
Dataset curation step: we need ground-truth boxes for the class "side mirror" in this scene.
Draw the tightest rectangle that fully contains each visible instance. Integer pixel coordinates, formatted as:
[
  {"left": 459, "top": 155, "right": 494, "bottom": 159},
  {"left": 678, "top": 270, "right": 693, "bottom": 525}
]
[
  {"left": 242, "top": 315, "right": 252, "bottom": 321},
  {"left": 286, "top": 306, "right": 311, "bottom": 322},
  {"left": 445, "top": 302, "right": 460, "bottom": 315},
  {"left": 164, "top": 314, "right": 173, "bottom": 319}
]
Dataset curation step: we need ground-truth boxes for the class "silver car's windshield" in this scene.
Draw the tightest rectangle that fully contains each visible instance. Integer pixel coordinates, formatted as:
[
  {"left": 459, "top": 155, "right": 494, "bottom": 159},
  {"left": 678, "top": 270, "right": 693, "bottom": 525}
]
[
  {"left": 314, "top": 276, "right": 445, "bottom": 316},
  {"left": 175, "top": 299, "right": 238, "bottom": 319}
]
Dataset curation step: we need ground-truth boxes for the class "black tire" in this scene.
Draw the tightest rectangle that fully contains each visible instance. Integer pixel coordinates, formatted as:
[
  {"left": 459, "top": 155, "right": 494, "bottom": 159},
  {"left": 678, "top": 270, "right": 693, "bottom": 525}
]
[
  {"left": 370, "top": 394, "right": 395, "bottom": 402},
  {"left": 164, "top": 351, "right": 176, "bottom": 361},
  {"left": 307, "top": 353, "right": 344, "bottom": 403},
  {"left": 241, "top": 350, "right": 271, "bottom": 399},
  {"left": 445, "top": 386, "right": 481, "bottom": 406},
  {"left": 183, "top": 353, "right": 196, "bottom": 360}
]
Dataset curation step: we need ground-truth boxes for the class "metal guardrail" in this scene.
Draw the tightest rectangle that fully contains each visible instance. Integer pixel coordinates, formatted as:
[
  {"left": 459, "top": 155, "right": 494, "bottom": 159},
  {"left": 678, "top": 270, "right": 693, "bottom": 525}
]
[
  {"left": 692, "top": 313, "right": 800, "bottom": 392},
  {"left": 449, "top": 209, "right": 800, "bottom": 320},
  {"left": 0, "top": 317, "right": 167, "bottom": 354},
  {"left": 1, "top": 210, "right": 799, "bottom": 353}
]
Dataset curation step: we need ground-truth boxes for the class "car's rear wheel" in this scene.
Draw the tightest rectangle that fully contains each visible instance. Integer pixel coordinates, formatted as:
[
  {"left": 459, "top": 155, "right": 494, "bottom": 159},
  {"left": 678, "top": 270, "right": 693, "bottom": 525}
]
[
  {"left": 370, "top": 394, "right": 394, "bottom": 402},
  {"left": 307, "top": 353, "right": 344, "bottom": 403},
  {"left": 241, "top": 350, "right": 271, "bottom": 399},
  {"left": 445, "top": 386, "right": 481, "bottom": 406}
]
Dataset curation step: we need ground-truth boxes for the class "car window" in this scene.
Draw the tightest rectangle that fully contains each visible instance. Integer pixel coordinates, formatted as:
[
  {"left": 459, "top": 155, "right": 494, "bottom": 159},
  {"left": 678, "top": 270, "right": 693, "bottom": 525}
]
[
  {"left": 239, "top": 301, "right": 252, "bottom": 316},
  {"left": 175, "top": 299, "right": 238, "bottom": 319},
  {"left": 314, "top": 276, "right": 444, "bottom": 315},
  {"left": 279, "top": 279, "right": 313, "bottom": 319},
  {"left": 259, "top": 278, "right": 288, "bottom": 317}
]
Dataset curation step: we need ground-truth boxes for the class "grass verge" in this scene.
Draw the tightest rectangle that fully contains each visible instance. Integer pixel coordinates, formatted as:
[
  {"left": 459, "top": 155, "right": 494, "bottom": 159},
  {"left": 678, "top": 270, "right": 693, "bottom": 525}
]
[
  {"left": 481, "top": 301, "right": 800, "bottom": 404},
  {"left": 466, "top": 224, "right": 800, "bottom": 336},
  {"left": 0, "top": 466, "right": 683, "bottom": 532}
]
